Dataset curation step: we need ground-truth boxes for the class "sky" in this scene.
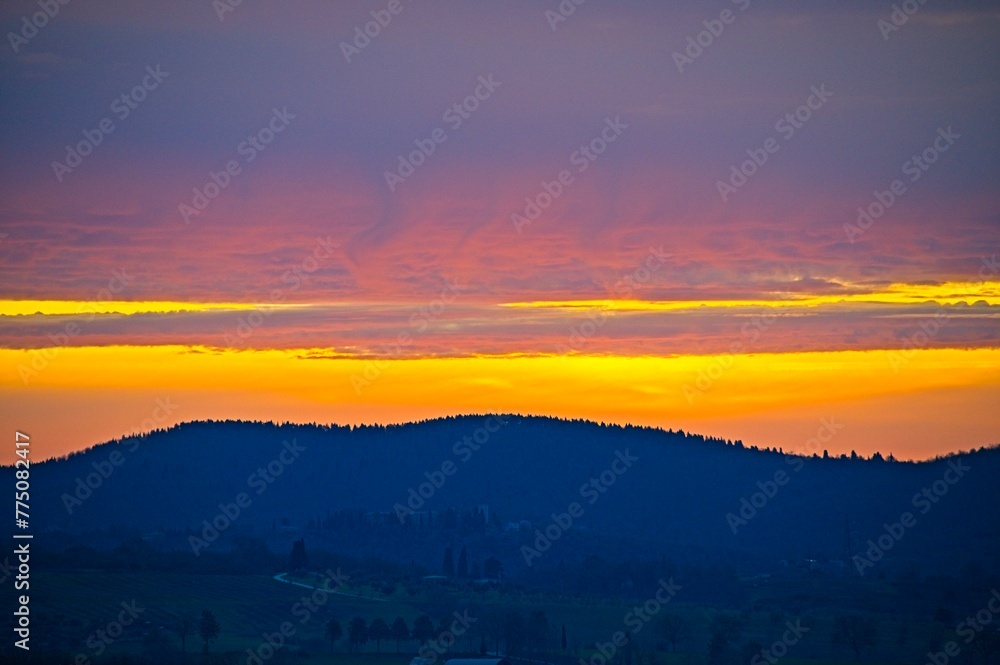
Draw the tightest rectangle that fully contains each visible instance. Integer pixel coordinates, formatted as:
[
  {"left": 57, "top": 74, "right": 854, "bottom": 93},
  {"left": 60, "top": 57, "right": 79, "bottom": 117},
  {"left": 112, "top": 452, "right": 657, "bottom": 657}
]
[{"left": 1, "top": 0, "right": 998, "bottom": 463}]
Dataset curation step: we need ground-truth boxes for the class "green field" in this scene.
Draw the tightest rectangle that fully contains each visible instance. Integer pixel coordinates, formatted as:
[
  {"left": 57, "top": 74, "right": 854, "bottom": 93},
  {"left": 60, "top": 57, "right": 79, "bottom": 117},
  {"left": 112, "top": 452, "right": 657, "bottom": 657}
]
[{"left": 19, "top": 570, "right": 938, "bottom": 664}]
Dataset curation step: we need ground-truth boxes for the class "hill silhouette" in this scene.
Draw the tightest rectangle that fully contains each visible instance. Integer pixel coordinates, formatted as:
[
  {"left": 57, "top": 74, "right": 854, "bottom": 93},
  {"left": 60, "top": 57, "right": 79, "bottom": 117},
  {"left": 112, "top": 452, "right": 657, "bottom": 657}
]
[{"left": 14, "top": 415, "right": 1000, "bottom": 578}]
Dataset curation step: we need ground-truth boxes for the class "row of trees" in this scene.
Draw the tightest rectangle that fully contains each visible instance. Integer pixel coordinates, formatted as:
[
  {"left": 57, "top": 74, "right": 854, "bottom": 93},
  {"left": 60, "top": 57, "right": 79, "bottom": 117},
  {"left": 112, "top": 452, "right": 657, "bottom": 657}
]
[
  {"left": 324, "top": 615, "right": 437, "bottom": 653},
  {"left": 324, "top": 616, "right": 408, "bottom": 653},
  {"left": 320, "top": 610, "right": 884, "bottom": 661},
  {"left": 323, "top": 610, "right": 553, "bottom": 656},
  {"left": 313, "top": 506, "right": 500, "bottom": 531},
  {"left": 303, "top": 608, "right": 996, "bottom": 662}
]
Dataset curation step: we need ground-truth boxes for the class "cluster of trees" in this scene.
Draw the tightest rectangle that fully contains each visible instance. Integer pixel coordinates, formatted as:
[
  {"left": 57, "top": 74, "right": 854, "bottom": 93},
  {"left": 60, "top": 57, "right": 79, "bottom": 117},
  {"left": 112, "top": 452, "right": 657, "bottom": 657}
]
[
  {"left": 441, "top": 546, "right": 504, "bottom": 580},
  {"left": 289, "top": 538, "right": 308, "bottom": 571},
  {"left": 428, "top": 506, "right": 496, "bottom": 530}
]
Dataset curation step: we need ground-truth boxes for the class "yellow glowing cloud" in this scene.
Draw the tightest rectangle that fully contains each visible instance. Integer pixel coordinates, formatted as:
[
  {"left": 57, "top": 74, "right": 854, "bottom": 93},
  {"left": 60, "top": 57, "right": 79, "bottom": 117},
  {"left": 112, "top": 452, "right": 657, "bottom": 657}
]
[
  {"left": 501, "top": 281, "right": 1000, "bottom": 311},
  {"left": 0, "top": 300, "right": 302, "bottom": 316},
  {"left": 4, "top": 281, "right": 996, "bottom": 318}
]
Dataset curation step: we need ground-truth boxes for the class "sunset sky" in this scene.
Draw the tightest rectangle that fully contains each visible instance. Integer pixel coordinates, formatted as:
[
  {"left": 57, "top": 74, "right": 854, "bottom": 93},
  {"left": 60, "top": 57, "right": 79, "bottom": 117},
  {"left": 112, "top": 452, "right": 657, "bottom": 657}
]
[{"left": 1, "top": 0, "right": 998, "bottom": 463}]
